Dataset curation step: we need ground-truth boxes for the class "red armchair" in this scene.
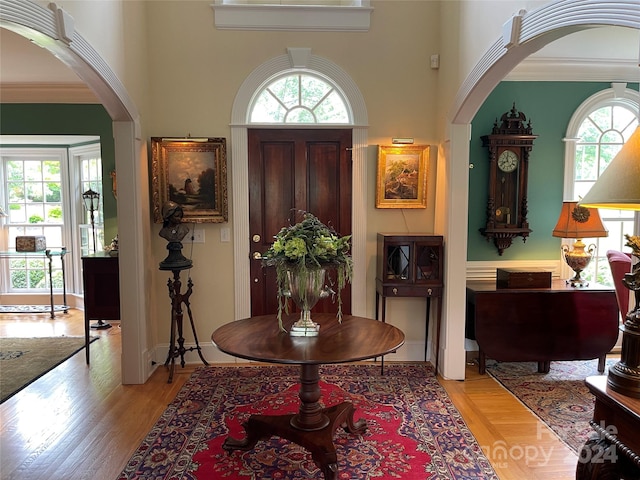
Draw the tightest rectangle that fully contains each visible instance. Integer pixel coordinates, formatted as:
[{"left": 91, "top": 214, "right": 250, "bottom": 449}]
[{"left": 607, "top": 250, "right": 632, "bottom": 320}]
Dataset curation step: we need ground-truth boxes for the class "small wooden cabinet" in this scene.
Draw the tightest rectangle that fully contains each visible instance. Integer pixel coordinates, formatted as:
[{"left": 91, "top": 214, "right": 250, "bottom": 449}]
[
  {"left": 375, "top": 234, "right": 444, "bottom": 368},
  {"left": 82, "top": 252, "right": 120, "bottom": 363}
]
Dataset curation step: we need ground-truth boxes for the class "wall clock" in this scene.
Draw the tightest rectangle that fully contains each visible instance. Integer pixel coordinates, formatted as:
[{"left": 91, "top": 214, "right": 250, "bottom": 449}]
[{"left": 480, "top": 104, "right": 538, "bottom": 255}]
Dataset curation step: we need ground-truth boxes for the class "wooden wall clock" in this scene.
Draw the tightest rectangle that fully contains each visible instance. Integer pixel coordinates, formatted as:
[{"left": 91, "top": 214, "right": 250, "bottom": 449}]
[{"left": 480, "top": 104, "right": 537, "bottom": 255}]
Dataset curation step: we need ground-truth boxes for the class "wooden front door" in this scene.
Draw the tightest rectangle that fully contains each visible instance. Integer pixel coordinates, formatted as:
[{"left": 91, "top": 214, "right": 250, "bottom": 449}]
[{"left": 248, "top": 128, "right": 352, "bottom": 317}]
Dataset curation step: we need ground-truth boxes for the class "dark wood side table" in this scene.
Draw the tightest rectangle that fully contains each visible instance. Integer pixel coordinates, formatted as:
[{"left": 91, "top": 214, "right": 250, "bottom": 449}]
[
  {"left": 82, "top": 252, "right": 120, "bottom": 363},
  {"left": 466, "top": 280, "right": 619, "bottom": 374},
  {"left": 375, "top": 234, "right": 443, "bottom": 371},
  {"left": 212, "top": 314, "right": 405, "bottom": 480},
  {"left": 576, "top": 375, "right": 640, "bottom": 479}
]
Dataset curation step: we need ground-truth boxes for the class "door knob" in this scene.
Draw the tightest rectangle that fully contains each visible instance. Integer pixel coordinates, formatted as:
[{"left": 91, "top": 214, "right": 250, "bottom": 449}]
[{"left": 252, "top": 251, "right": 262, "bottom": 260}]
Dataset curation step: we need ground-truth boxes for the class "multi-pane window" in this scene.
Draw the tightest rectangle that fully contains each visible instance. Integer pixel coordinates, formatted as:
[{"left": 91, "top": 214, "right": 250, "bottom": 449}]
[
  {"left": 250, "top": 73, "right": 350, "bottom": 124},
  {"left": 567, "top": 94, "right": 638, "bottom": 287},
  {"left": 0, "top": 142, "right": 102, "bottom": 294},
  {"left": 2, "top": 151, "right": 66, "bottom": 290},
  {"left": 74, "top": 145, "right": 104, "bottom": 255}
]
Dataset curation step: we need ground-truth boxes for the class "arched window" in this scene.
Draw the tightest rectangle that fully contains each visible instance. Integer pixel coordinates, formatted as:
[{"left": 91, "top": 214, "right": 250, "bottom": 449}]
[
  {"left": 564, "top": 84, "right": 639, "bottom": 286},
  {"left": 249, "top": 73, "right": 350, "bottom": 124}
]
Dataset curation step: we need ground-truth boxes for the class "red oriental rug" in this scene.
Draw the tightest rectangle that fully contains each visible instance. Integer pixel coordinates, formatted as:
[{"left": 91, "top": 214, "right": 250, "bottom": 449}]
[
  {"left": 486, "top": 358, "right": 618, "bottom": 453},
  {"left": 117, "top": 363, "right": 498, "bottom": 479}
]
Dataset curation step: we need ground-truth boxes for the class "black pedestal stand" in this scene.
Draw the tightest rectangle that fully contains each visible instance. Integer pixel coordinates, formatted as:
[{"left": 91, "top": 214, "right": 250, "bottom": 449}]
[
  {"left": 160, "top": 241, "right": 209, "bottom": 383},
  {"left": 607, "top": 288, "right": 640, "bottom": 398}
]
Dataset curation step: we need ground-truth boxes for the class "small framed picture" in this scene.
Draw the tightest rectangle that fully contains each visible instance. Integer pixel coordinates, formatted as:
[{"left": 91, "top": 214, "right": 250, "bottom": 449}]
[
  {"left": 376, "top": 145, "right": 429, "bottom": 208},
  {"left": 150, "top": 137, "right": 228, "bottom": 223}
]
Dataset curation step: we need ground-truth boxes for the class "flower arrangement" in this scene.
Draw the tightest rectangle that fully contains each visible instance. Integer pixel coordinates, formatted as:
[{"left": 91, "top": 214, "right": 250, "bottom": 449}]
[
  {"left": 625, "top": 234, "right": 640, "bottom": 260},
  {"left": 262, "top": 212, "right": 353, "bottom": 332}
]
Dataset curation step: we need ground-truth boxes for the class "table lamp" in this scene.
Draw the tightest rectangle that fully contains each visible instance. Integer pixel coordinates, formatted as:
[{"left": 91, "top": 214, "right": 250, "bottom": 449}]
[
  {"left": 82, "top": 188, "right": 100, "bottom": 254},
  {"left": 82, "top": 188, "right": 110, "bottom": 329},
  {"left": 552, "top": 201, "right": 608, "bottom": 287},
  {"left": 580, "top": 125, "right": 640, "bottom": 398}
]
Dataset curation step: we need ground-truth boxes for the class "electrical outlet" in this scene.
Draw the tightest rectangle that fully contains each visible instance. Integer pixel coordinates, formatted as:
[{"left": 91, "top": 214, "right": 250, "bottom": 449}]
[{"left": 192, "top": 227, "right": 205, "bottom": 243}]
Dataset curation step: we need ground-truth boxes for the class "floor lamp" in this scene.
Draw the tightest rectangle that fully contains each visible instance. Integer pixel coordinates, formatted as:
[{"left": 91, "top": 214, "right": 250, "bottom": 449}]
[
  {"left": 82, "top": 188, "right": 111, "bottom": 330},
  {"left": 580, "top": 125, "right": 640, "bottom": 398},
  {"left": 82, "top": 188, "right": 99, "bottom": 254}
]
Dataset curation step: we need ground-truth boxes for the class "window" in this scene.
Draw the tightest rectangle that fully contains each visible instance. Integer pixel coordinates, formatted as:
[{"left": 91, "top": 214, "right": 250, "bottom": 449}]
[
  {"left": 564, "top": 85, "right": 639, "bottom": 286},
  {"left": 211, "top": 0, "right": 372, "bottom": 32},
  {"left": 250, "top": 73, "right": 350, "bottom": 124},
  {"left": 73, "top": 144, "right": 104, "bottom": 255},
  {"left": 0, "top": 141, "right": 102, "bottom": 295}
]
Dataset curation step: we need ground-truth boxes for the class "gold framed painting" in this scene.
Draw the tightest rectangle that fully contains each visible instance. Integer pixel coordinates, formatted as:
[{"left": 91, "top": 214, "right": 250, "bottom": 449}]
[
  {"left": 151, "top": 137, "right": 228, "bottom": 223},
  {"left": 376, "top": 145, "right": 429, "bottom": 208}
]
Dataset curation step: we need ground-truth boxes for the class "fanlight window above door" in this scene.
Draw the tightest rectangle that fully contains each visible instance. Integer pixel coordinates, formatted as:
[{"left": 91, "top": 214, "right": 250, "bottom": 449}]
[{"left": 250, "top": 73, "right": 350, "bottom": 124}]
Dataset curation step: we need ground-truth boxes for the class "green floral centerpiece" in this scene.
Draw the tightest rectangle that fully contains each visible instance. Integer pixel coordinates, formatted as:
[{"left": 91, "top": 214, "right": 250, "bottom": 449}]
[{"left": 262, "top": 212, "right": 353, "bottom": 334}]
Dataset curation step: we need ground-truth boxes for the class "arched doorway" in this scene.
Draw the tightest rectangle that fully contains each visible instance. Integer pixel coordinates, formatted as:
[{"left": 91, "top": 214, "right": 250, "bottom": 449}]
[
  {"left": 441, "top": 2, "right": 640, "bottom": 380},
  {"left": 1, "top": 0, "right": 149, "bottom": 384}
]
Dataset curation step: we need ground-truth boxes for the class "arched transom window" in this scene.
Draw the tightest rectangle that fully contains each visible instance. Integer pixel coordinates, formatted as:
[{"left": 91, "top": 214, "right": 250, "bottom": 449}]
[
  {"left": 250, "top": 73, "right": 350, "bottom": 124},
  {"left": 574, "top": 104, "right": 638, "bottom": 200}
]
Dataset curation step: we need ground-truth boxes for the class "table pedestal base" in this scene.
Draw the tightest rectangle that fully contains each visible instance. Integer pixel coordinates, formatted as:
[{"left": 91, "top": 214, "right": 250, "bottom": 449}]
[{"left": 223, "top": 401, "right": 366, "bottom": 480}]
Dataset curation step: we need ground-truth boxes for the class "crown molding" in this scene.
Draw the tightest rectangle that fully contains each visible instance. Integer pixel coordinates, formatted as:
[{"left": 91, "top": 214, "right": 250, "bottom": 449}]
[
  {"left": 0, "top": 82, "right": 99, "bottom": 103},
  {"left": 505, "top": 57, "right": 639, "bottom": 82}
]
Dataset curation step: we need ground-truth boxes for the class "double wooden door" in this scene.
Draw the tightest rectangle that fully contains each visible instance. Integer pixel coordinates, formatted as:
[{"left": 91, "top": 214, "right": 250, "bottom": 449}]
[{"left": 248, "top": 128, "right": 352, "bottom": 317}]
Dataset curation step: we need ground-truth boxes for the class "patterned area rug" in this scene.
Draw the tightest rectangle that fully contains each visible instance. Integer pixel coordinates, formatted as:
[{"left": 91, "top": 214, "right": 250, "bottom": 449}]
[
  {"left": 0, "top": 336, "right": 98, "bottom": 403},
  {"left": 486, "top": 358, "right": 618, "bottom": 453},
  {"left": 118, "top": 363, "right": 498, "bottom": 479}
]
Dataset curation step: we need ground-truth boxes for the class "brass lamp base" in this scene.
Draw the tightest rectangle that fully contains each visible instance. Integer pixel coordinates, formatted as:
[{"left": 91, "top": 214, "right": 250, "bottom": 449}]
[
  {"left": 562, "top": 240, "right": 595, "bottom": 287},
  {"left": 607, "top": 310, "right": 640, "bottom": 398}
]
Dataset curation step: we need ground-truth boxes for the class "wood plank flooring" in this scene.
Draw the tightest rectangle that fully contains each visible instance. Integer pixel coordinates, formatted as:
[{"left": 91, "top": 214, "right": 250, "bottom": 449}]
[{"left": 0, "top": 310, "right": 581, "bottom": 479}]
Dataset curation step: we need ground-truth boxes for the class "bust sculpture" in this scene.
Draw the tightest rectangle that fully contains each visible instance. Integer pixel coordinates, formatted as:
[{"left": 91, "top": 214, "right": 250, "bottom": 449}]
[{"left": 159, "top": 201, "right": 193, "bottom": 270}]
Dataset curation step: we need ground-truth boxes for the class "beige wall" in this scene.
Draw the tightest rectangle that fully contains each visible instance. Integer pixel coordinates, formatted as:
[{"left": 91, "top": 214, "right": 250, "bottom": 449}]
[
  {"left": 24, "top": 0, "right": 527, "bottom": 366},
  {"left": 34, "top": 0, "right": 525, "bottom": 362},
  {"left": 142, "top": 0, "right": 444, "bottom": 350},
  {"left": 25, "top": 0, "right": 516, "bottom": 367}
]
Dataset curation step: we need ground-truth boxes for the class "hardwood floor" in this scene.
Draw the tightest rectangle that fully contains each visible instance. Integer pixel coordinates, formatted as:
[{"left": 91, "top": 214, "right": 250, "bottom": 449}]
[{"left": 0, "top": 310, "right": 581, "bottom": 479}]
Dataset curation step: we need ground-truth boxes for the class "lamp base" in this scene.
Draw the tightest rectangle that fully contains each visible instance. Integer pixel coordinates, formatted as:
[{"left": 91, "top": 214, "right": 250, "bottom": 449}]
[
  {"left": 566, "top": 275, "right": 589, "bottom": 288},
  {"left": 562, "top": 240, "right": 596, "bottom": 288},
  {"left": 607, "top": 312, "right": 640, "bottom": 399},
  {"left": 90, "top": 319, "right": 112, "bottom": 330}
]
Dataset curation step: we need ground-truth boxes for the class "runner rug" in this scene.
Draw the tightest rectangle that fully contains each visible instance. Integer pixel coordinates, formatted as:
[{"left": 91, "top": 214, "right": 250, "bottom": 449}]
[
  {"left": 0, "top": 336, "right": 97, "bottom": 403},
  {"left": 486, "top": 358, "right": 618, "bottom": 453},
  {"left": 118, "top": 363, "right": 498, "bottom": 479}
]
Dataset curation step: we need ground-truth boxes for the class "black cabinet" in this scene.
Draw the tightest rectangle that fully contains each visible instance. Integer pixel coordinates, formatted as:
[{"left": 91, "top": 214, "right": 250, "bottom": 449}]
[
  {"left": 376, "top": 234, "right": 444, "bottom": 369},
  {"left": 82, "top": 252, "right": 120, "bottom": 363}
]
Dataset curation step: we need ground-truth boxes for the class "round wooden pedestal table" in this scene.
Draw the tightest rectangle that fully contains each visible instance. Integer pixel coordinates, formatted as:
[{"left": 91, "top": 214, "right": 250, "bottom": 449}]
[{"left": 211, "top": 313, "right": 405, "bottom": 480}]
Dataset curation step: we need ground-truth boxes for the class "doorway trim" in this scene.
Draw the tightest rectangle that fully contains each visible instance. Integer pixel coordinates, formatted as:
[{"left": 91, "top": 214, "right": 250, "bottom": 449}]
[
  {"left": 1, "top": 0, "right": 149, "bottom": 383},
  {"left": 230, "top": 48, "right": 368, "bottom": 320},
  {"left": 441, "top": 1, "right": 640, "bottom": 380}
]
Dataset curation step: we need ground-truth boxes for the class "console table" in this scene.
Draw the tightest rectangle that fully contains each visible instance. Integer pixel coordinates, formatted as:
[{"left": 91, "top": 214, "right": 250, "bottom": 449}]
[
  {"left": 212, "top": 314, "right": 405, "bottom": 480},
  {"left": 466, "top": 280, "right": 619, "bottom": 374},
  {"left": 0, "top": 248, "right": 70, "bottom": 319},
  {"left": 576, "top": 375, "right": 640, "bottom": 479}
]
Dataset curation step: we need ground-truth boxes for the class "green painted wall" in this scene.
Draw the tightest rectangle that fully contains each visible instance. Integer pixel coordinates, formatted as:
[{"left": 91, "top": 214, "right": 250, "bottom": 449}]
[
  {"left": 467, "top": 82, "right": 636, "bottom": 261},
  {"left": 0, "top": 104, "right": 117, "bottom": 241}
]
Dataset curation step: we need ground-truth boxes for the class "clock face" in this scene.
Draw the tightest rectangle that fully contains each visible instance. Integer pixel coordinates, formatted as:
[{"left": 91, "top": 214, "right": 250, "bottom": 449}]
[{"left": 498, "top": 150, "right": 519, "bottom": 173}]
